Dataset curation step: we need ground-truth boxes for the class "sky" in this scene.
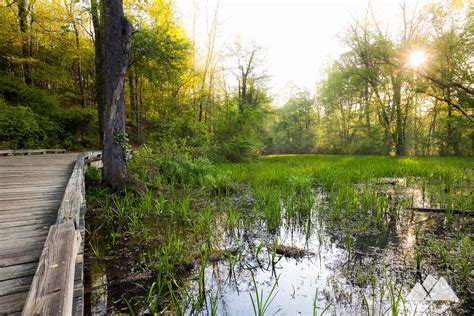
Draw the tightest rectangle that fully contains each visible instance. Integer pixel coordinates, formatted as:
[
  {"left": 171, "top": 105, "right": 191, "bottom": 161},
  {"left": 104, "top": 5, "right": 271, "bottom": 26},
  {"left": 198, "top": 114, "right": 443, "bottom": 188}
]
[{"left": 174, "top": 0, "right": 432, "bottom": 102}]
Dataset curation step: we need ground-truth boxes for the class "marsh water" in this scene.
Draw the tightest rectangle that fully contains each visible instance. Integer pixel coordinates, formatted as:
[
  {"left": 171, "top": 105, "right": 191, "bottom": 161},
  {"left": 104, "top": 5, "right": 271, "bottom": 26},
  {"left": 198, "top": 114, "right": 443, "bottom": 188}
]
[{"left": 85, "top": 177, "right": 473, "bottom": 315}]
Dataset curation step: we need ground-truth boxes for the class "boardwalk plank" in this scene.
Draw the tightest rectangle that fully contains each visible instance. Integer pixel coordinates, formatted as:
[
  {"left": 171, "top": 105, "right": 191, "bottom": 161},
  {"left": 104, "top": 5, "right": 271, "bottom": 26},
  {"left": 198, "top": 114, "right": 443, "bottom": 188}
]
[
  {"left": 0, "top": 262, "right": 38, "bottom": 282},
  {"left": 0, "top": 201, "right": 62, "bottom": 212},
  {"left": 0, "top": 248, "right": 43, "bottom": 268},
  {"left": 0, "top": 213, "right": 57, "bottom": 224},
  {"left": 0, "top": 229, "right": 49, "bottom": 242},
  {"left": 0, "top": 153, "right": 78, "bottom": 314},
  {"left": 0, "top": 217, "right": 57, "bottom": 229},
  {"left": 0, "top": 239, "right": 46, "bottom": 256},
  {"left": 0, "top": 208, "right": 56, "bottom": 217},
  {"left": 0, "top": 276, "right": 34, "bottom": 296},
  {"left": 0, "top": 291, "right": 29, "bottom": 315}
]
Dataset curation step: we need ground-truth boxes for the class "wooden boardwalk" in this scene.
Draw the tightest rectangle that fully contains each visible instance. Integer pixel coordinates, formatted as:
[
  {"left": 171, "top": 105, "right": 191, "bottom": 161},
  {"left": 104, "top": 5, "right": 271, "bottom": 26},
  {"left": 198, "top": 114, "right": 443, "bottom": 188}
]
[{"left": 0, "top": 153, "right": 79, "bottom": 315}]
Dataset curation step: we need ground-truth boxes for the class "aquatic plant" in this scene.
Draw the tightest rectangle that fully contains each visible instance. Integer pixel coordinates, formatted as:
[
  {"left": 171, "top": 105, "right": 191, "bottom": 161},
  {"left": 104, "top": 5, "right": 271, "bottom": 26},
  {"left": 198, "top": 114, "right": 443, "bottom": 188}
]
[
  {"left": 209, "top": 290, "right": 219, "bottom": 316},
  {"left": 89, "top": 235, "right": 101, "bottom": 258},
  {"left": 313, "top": 288, "right": 331, "bottom": 316},
  {"left": 385, "top": 281, "right": 404, "bottom": 316},
  {"left": 249, "top": 271, "right": 279, "bottom": 316}
]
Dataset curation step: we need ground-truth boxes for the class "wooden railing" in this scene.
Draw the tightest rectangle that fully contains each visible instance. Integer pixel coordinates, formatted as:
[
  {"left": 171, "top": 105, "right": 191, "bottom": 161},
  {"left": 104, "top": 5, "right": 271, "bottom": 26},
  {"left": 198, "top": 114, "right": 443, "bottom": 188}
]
[
  {"left": 0, "top": 149, "right": 66, "bottom": 156},
  {"left": 22, "top": 150, "right": 132, "bottom": 315},
  {"left": 22, "top": 151, "right": 102, "bottom": 315}
]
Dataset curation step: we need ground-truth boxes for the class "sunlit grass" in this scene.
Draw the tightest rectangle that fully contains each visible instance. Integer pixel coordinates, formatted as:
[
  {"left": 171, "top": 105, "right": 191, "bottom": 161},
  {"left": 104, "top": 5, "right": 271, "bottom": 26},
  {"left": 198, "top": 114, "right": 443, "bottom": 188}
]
[{"left": 85, "top": 152, "right": 473, "bottom": 314}]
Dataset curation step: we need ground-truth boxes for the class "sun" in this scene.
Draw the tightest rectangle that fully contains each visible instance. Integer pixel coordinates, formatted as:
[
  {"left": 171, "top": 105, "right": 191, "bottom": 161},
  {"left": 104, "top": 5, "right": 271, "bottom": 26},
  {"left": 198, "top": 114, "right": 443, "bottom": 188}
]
[{"left": 408, "top": 51, "right": 427, "bottom": 68}]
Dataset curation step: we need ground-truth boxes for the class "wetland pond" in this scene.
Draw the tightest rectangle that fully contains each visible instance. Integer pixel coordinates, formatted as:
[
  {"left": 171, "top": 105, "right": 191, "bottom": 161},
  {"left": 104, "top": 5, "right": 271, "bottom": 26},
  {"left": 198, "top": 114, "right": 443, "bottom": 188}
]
[{"left": 84, "top": 155, "right": 473, "bottom": 315}]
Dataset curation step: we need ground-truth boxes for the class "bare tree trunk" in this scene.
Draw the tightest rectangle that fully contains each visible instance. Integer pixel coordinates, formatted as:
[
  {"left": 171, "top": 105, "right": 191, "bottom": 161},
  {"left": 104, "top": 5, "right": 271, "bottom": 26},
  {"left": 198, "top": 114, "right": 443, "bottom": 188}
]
[
  {"left": 138, "top": 74, "right": 143, "bottom": 139},
  {"left": 364, "top": 80, "right": 371, "bottom": 136},
  {"left": 198, "top": 97, "right": 204, "bottom": 122},
  {"left": 427, "top": 101, "right": 439, "bottom": 155},
  {"left": 238, "top": 49, "right": 255, "bottom": 112},
  {"left": 73, "top": 22, "right": 86, "bottom": 108},
  {"left": 128, "top": 69, "right": 137, "bottom": 138},
  {"left": 445, "top": 88, "right": 460, "bottom": 155},
  {"left": 17, "top": 0, "right": 32, "bottom": 85},
  {"left": 102, "top": 0, "right": 132, "bottom": 191},
  {"left": 91, "top": 0, "right": 106, "bottom": 146},
  {"left": 393, "top": 77, "right": 405, "bottom": 156}
]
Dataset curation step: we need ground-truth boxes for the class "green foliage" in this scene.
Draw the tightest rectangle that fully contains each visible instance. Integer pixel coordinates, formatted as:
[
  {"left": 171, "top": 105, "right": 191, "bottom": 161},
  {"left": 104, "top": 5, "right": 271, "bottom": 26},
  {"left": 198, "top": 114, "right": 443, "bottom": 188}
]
[
  {"left": 268, "top": 91, "right": 318, "bottom": 154},
  {"left": 312, "top": 2, "right": 474, "bottom": 156},
  {"left": 129, "top": 142, "right": 216, "bottom": 186},
  {"left": 0, "top": 75, "right": 98, "bottom": 150},
  {"left": 0, "top": 98, "right": 47, "bottom": 149},
  {"left": 211, "top": 106, "right": 264, "bottom": 162},
  {"left": 145, "top": 108, "right": 210, "bottom": 154},
  {"left": 0, "top": 75, "right": 61, "bottom": 115}
]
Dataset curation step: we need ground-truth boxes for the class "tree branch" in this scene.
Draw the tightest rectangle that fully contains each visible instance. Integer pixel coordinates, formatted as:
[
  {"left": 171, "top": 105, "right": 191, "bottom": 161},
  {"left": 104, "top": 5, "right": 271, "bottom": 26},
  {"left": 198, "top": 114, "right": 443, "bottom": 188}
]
[
  {"left": 421, "top": 72, "right": 474, "bottom": 96},
  {"left": 417, "top": 89, "right": 474, "bottom": 123}
]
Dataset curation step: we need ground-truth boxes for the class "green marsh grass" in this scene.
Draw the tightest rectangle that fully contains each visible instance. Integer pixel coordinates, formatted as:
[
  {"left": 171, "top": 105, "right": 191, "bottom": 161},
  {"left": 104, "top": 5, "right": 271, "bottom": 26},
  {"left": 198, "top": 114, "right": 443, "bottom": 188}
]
[{"left": 85, "top": 152, "right": 473, "bottom": 314}]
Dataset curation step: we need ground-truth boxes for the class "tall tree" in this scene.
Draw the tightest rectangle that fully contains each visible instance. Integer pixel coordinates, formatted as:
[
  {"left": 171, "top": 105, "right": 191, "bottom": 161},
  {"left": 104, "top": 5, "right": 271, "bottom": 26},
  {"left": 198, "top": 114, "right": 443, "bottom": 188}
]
[
  {"left": 17, "top": 0, "right": 33, "bottom": 85},
  {"left": 64, "top": 0, "right": 87, "bottom": 108},
  {"left": 91, "top": 0, "right": 107, "bottom": 145},
  {"left": 101, "top": 0, "right": 132, "bottom": 190}
]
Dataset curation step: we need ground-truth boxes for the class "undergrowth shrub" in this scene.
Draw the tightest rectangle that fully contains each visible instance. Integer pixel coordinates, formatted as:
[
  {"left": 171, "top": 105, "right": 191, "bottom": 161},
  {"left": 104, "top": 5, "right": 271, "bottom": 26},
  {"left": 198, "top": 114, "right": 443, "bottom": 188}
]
[
  {"left": 0, "top": 98, "right": 59, "bottom": 149},
  {"left": 0, "top": 75, "right": 99, "bottom": 150},
  {"left": 129, "top": 141, "right": 216, "bottom": 186}
]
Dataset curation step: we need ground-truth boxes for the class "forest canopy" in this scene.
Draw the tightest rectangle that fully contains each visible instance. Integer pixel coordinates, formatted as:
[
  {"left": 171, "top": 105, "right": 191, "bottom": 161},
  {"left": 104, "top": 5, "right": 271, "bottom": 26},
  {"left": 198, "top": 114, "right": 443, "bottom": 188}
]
[{"left": 0, "top": 0, "right": 472, "bottom": 157}]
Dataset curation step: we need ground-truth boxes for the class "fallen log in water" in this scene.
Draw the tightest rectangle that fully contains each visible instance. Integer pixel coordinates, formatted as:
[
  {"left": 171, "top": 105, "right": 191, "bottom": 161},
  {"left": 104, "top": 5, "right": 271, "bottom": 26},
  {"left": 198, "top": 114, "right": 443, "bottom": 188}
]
[{"left": 410, "top": 207, "right": 474, "bottom": 216}]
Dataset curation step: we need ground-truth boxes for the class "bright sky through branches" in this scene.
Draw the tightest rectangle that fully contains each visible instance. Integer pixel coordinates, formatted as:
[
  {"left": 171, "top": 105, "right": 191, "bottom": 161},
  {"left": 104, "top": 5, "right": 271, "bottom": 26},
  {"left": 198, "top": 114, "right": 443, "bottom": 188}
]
[
  {"left": 409, "top": 50, "right": 428, "bottom": 68},
  {"left": 175, "top": 0, "right": 432, "bottom": 102}
]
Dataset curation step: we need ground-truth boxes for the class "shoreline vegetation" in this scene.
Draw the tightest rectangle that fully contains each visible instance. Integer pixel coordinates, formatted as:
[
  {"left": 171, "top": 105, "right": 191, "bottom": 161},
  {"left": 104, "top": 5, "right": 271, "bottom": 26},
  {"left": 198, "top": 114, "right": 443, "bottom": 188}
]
[{"left": 85, "top": 147, "right": 473, "bottom": 314}]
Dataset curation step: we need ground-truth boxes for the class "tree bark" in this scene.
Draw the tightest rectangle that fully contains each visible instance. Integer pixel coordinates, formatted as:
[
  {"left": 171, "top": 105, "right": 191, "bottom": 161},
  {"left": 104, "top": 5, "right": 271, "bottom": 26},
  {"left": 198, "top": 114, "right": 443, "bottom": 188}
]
[
  {"left": 128, "top": 68, "right": 140, "bottom": 139},
  {"left": 128, "top": 69, "right": 135, "bottom": 128},
  {"left": 364, "top": 80, "right": 371, "bottom": 136},
  {"left": 73, "top": 21, "right": 86, "bottom": 108},
  {"left": 17, "top": 0, "right": 32, "bottom": 85},
  {"left": 91, "top": 0, "right": 106, "bottom": 145},
  {"left": 238, "top": 50, "right": 255, "bottom": 112},
  {"left": 138, "top": 74, "right": 143, "bottom": 139},
  {"left": 101, "top": 0, "right": 132, "bottom": 191},
  {"left": 393, "top": 76, "right": 405, "bottom": 156}
]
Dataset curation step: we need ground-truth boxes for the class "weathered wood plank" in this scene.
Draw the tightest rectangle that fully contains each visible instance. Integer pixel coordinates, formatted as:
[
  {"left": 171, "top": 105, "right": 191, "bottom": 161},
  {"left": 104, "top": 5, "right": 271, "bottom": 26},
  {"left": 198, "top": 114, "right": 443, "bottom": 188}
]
[
  {"left": 0, "top": 150, "right": 14, "bottom": 156},
  {"left": 0, "top": 291, "right": 29, "bottom": 314},
  {"left": 0, "top": 193, "right": 65, "bottom": 202},
  {"left": 0, "top": 184, "right": 66, "bottom": 192},
  {"left": 0, "top": 228, "right": 49, "bottom": 242},
  {"left": 0, "top": 208, "right": 56, "bottom": 217},
  {"left": 0, "top": 212, "right": 57, "bottom": 224},
  {"left": 72, "top": 254, "right": 84, "bottom": 316},
  {"left": 0, "top": 276, "right": 34, "bottom": 296},
  {"left": 0, "top": 201, "right": 62, "bottom": 212},
  {"left": 0, "top": 248, "right": 43, "bottom": 268},
  {"left": 0, "top": 262, "right": 38, "bottom": 282},
  {"left": 22, "top": 222, "right": 81, "bottom": 316},
  {"left": 0, "top": 178, "right": 68, "bottom": 185},
  {"left": 57, "top": 154, "right": 85, "bottom": 226},
  {"left": 72, "top": 281, "right": 84, "bottom": 316},
  {"left": 0, "top": 153, "right": 79, "bottom": 314},
  {"left": 0, "top": 217, "right": 57, "bottom": 229},
  {"left": 0, "top": 151, "right": 106, "bottom": 314},
  {"left": 0, "top": 149, "right": 66, "bottom": 156},
  {"left": 0, "top": 239, "right": 46, "bottom": 256}
]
